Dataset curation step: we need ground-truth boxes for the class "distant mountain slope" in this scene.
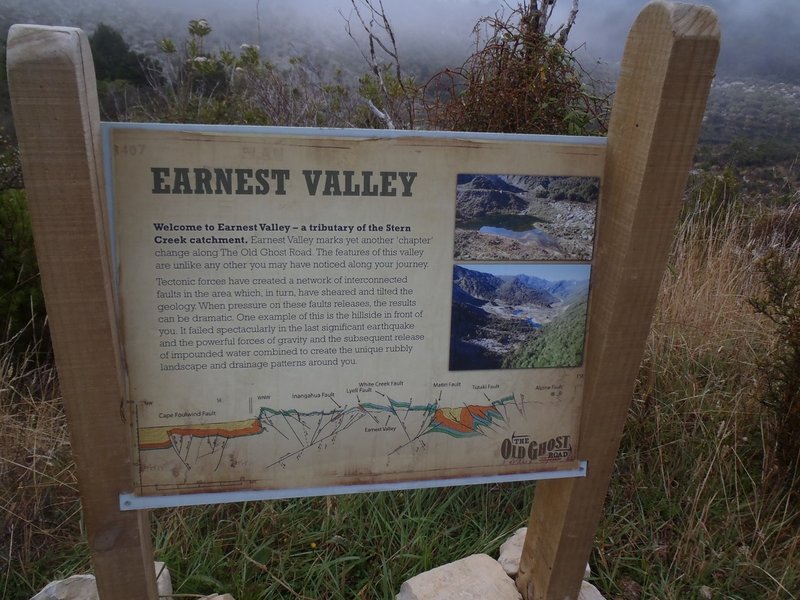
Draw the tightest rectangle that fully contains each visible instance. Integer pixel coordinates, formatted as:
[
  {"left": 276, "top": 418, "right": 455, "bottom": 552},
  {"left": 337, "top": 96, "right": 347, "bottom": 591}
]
[
  {"left": 453, "top": 265, "right": 560, "bottom": 307},
  {"left": 457, "top": 175, "right": 524, "bottom": 194},
  {"left": 494, "top": 278, "right": 559, "bottom": 307},
  {"left": 455, "top": 175, "right": 535, "bottom": 221},
  {"left": 512, "top": 275, "right": 588, "bottom": 301},
  {"left": 453, "top": 265, "right": 505, "bottom": 301}
]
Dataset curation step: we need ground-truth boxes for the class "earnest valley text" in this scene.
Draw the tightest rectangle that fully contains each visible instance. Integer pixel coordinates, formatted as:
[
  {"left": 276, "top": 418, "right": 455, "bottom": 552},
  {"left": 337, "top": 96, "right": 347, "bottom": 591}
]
[{"left": 150, "top": 167, "right": 418, "bottom": 197}]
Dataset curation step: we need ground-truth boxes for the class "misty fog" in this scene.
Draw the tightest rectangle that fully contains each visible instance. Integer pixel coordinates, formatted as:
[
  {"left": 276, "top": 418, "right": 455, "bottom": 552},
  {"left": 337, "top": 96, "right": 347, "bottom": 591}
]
[{"left": 2, "top": 0, "right": 799, "bottom": 82}]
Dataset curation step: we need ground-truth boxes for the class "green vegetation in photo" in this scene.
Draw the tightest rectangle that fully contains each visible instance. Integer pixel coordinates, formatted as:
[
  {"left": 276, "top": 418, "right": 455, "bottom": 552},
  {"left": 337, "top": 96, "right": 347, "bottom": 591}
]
[{"left": 503, "top": 299, "right": 588, "bottom": 369}]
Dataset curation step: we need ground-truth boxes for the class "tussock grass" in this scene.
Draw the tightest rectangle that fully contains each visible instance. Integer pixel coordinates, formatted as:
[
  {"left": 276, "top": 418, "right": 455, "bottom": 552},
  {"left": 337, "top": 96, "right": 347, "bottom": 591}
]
[
  {"left": 1, "top": 203, "right": 799, "bottom": 599},
  {"left": 594, "top": 204, "right": 800, "bottom": 599},
  {"left": 0, "top": 340, "right": 87, "bottom": 597}
]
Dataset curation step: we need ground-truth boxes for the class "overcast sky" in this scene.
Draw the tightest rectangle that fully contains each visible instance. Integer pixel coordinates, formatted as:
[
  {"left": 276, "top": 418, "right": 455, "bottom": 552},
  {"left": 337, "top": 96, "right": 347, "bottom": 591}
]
[
  {"left": 364, "top": 0, "right": 799, "bottom": 79},
  {"left": 558, "top": 0, "right": 799, "bottom": 79},
  {"left": 5, "top": 0, "right": 799, "bottom": 81},
  {"left": 198, "top": 0, "right": 800, "bottom": 81}
]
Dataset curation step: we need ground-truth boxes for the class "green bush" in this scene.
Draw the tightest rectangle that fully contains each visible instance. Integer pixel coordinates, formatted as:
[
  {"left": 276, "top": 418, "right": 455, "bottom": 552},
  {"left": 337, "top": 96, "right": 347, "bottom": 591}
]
[
  {"left": 750, "top": 249, "right": 800, "bottom": 491},
  {"left": 683, "top": 165, "right": 740, "bottom": 224},
  {"left": 89, "top": 23, "right": 159, "bottom": 87},
  {"left": 0, "top": 188, "right": 47, "bottom": 354}
]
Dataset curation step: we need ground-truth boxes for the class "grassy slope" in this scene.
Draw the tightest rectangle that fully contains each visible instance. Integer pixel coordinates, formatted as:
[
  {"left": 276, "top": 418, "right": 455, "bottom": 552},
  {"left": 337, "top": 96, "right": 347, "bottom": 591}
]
[{"left": 593, "top": 205, "right": 800, "bottom": 599}]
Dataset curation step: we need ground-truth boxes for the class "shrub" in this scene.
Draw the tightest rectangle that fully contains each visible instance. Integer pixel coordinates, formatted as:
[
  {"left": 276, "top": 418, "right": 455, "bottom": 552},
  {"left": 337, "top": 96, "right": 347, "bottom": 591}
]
[
  {"left": 423, "top": 4, "right": 609, "bottom": 134},
  {"left": 750, "top": 248, "right": 800, "bottom": 490},
  {"left": 0, "top": 188, "right": 47, "bottom": 355},
  {"left": 146, "top": 21, "right": 361, "bottom": 127},
  {"left": 683, "top": 165, "right": 740, "bottom": 224},
  {"left": 89, "top": 23, "right": 159, "bottom": 87}
]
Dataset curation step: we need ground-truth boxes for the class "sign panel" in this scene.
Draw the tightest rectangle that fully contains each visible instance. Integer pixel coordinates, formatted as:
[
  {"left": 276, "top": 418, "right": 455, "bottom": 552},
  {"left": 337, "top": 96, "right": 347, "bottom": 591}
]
[{"left": 107, "top": 125, "right": 604, "bottom": 500}]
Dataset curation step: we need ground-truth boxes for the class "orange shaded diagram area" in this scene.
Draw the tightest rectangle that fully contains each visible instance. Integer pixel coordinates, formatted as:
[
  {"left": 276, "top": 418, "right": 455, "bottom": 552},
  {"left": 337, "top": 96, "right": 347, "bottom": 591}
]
[
  {"left": 429, "top": 405, "right": 504, "bottom": 437},
  {"left": 138, "top": 418, "right": 263, "bottom": 470},
  {"left": 139, "top": 419, "right": 263, "bottom": 450}
]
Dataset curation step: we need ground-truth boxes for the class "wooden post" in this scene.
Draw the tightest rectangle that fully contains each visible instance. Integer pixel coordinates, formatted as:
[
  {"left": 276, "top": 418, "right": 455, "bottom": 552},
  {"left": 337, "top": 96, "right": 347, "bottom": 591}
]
[
  {"left": 7, "top": 26, "right": 158, "bottom": 600},
  {"left": 516, "top": 3, "right": 719, "bottom": 599}
]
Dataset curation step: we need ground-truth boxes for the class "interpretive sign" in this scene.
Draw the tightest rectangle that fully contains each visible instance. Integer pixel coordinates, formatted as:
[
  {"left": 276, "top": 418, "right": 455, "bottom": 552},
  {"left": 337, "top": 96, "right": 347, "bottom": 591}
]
[{"left": 106, "top": 125, "right": 604, "bottom": 499}]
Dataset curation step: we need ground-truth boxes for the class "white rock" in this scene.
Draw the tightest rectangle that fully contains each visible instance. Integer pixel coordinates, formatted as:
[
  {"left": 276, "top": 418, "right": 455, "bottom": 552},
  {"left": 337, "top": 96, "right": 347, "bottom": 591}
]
[
  {"left": 578, "top": 580, "right": 605, "bottom": 600},
  {"left": 498, "top": 527, "right": 527, "bottom": 576},
  {"left": 154, "top": 561, "right": 173, "bottom": 597},
  {"left": 30, "top": 562, "right": 172, "bottom": 600},
  {"left": 31, "top": 575, "right": 98, "bottom": 600},
  {"left": 397, "top": 553, "right": 521, "bottom": 600},
  {"left": 200, "top": 595, "right": 235, "bottom": 600},
  {"left": 497, "top": 527, "right": 591, "bottom": 581}
]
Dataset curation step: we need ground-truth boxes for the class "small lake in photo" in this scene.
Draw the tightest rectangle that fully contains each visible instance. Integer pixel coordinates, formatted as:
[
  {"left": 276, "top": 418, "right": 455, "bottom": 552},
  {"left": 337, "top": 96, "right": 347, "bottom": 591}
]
[
  {"left": 459, "top": 213, "right": 562, "bottom": 248},
  {"left": 453, "top": 173, "right": 598, "bottom": 261},
  {"left": 459, "top": 213, "right": 546, "bottom": 231},
  {"left": 478, "top": 225, "right": 560, "bottom": 248}
]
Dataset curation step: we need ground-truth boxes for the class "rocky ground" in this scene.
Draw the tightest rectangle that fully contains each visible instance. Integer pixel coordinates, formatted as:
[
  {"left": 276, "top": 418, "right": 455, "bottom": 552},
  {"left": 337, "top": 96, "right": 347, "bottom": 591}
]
[{"left": 454, "top": 199, "right": 596, "bottom": 261}]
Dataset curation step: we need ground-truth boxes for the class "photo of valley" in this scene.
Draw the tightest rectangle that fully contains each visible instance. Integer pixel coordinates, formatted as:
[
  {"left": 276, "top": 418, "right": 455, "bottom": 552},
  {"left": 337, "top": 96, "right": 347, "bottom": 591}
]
[
  {"left": 449, "top": 263, "right": 591, "bottom": 371},
  {"left": 453, "top": 174, "right": 599, "bottom": 261}
]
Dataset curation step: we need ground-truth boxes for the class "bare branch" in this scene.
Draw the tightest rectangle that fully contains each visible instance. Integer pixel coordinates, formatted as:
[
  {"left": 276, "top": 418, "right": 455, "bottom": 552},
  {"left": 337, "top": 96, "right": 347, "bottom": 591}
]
[
  {"left": 366, "top": 98, "right": 395, "bottom": 129},
  {"left": 340, "top": 0, "right": 416, "bottom": 128},
  {"left": 557, "top": 0, "right": 580, "bottom": 46}
]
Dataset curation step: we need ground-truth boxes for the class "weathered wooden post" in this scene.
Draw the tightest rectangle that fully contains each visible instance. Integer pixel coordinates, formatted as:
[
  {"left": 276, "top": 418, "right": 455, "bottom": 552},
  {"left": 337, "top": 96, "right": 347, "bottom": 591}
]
[
  {"left": 516, "top": 3, "right": 720, "bottom": 599},
  {"left": 7, "top": 25, "right": 159, "bottom": 600}
]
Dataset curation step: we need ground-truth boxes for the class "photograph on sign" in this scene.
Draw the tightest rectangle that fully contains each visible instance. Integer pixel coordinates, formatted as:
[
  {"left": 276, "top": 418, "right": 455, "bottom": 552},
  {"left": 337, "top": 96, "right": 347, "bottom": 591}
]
[
  {"left": 453, "top": 173, "right": 599, "bottom": 261},
  {"left": 449, "top": 263, "right": 591, "bottom": 371},
  {"left": 107, "top": 125, "right": 604, "bottom": 499}
]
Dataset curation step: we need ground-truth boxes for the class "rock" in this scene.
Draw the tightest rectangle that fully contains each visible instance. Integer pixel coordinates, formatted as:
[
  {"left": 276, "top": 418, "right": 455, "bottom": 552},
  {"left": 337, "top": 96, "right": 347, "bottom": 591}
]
[
  {"left": 497, "top": 527, "right": 591, "bottom": 581},
  {"left": 200, "top": 595, "right": 235, "bottom": 600},
  {"left": 154, "top": 561, "right": 173, "bottom": 597},
  {"left": 30, "top": 562, "right": 172, "bottom": 600},
  {"left": 578, "top": 581, "right": 605, "bottom": 600},
  {"left": 397, "top": 553, "right": 520, "bottom": 600},
  {"left": 31, "top": 575, "right": 98, "bottom": 600},
  {"left": 498, "top": 527, "right": 527, "bottom": 576}
]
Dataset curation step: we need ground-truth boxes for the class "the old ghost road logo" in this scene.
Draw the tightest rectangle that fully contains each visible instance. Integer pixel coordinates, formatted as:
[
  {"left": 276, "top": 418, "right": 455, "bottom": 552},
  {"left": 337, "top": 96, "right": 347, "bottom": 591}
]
[{"left": 500, "top": 432, "right": 573, "bottom": 463}]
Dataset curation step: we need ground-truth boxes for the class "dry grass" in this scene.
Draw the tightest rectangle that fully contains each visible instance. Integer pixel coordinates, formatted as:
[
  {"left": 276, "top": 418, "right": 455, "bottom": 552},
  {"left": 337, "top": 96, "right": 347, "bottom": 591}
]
[
  {"left": 0, "top": 344, "right": 87, "bottom": 597},
  {"left": 1, "top": 202, "right": 799, "bottom": 598},
  {"left": 594, "top": 203, "right": 800, "bottom": 599}
]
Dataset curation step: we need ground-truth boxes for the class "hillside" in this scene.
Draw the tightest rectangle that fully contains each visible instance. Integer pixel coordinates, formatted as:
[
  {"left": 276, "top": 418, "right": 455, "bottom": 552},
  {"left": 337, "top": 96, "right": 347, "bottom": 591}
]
[{"left": 502, "top": 296, "right": 588, "bottom": 368}]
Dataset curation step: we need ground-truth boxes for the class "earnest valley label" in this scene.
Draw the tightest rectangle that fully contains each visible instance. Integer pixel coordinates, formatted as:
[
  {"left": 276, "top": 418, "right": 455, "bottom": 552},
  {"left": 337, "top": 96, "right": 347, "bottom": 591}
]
[{"left": 151, "top": 167, "right": 418, "bottom": 197}]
